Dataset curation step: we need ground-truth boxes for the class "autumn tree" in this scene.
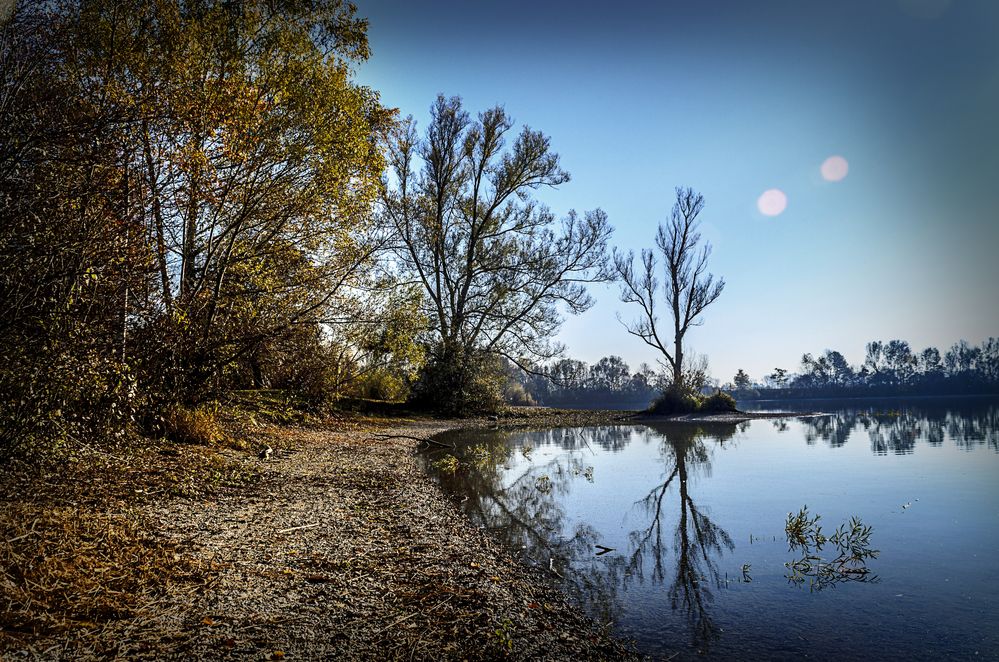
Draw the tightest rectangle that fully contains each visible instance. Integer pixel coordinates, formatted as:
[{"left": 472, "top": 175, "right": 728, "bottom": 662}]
[
  {"left": 0, "top": 5, "right": 151, "bottom": 457},
  {"left": 111, "top": 0, "right": 389, "bottom": 400},
  {"left": 29, "top": 0, "right": 390, "bottom": 403},
  {"left": 381, "top": 95, "right": 612, "bottom": 412},
  {"left": 613, "top": 187, "right": 725, "bottom": 394},
  {"left": 0, "top": 0, "right": 391, "bottom": 456}
]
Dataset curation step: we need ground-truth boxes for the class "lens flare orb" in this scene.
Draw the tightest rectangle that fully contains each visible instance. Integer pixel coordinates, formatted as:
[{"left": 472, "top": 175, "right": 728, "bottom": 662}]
[
  {"left": 821, "top": 155, "right": 849, "bottom": 182},
  {"left": 757, "top": 189, "right": 788, "bottom": 216}
]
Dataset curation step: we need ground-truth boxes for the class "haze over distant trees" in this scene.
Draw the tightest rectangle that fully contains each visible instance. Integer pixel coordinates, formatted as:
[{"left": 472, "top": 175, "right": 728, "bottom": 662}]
[
  {"left": 732, "top": 338, "right": 999, "bottom": 398},
  {"left": 502, "top": 356, "right": 666, "bottom": 409},
  {"left": 503, "top": 337, "right": 999, "bottom": 411}
]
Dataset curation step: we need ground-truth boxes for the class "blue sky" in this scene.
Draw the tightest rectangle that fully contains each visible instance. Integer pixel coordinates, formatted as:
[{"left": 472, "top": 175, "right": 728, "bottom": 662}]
[{"left": 355, "top": 0, "right": 999, "bottom": 383}]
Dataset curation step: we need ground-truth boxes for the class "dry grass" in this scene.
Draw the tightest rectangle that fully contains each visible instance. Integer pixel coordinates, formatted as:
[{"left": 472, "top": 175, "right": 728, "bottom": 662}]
[
  {"left": 161, "top": 403, "right": 226, "bottom": 445},
  {"left": 0, "top": 504, "right": 210, "bottom": 648},
  {"left": 0, "top": 429, "right": 256, "bottom": 656}
]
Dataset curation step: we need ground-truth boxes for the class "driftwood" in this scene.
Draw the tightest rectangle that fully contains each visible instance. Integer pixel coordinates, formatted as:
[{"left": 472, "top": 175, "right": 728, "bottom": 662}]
[
  {"left": 371, "top": 433, "right": 454, "bottom": 449},
  {"left": 277, "top": 522, "right": 319, "bottom": 534},
  {"left": 594, "top": 545, "right": 615, "bottom": 556}
]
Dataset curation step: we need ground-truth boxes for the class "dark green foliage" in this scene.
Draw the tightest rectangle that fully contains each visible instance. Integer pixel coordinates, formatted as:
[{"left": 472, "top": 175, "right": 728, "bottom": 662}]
[
  {"left": 700, "top": 391, "right": 737, "bottom": 412},
  {"left": 410, "top": 347, "right": 503, "bottom": 416},
  {"left": 648, "top": 388, "right": 703, "bottom": 415},
  {"left": 647, "top": 389, "right": 737, "bottom": 415}
]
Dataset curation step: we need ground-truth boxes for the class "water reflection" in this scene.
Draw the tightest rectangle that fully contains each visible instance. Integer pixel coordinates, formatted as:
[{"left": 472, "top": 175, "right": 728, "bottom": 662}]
[
  {"left": 793, "top": 404, "right": 999, "bottom": 454},
  {"left": 624, "top": 423, "right": 737, "bottom": 646},
  {"left": 442, "top": 427, "right": 632, "bottom": 625},
  {"left": 431, "top": 422, "right": 741, "bottom": 649},
  {"left": 424, "top": 400, "right": 999, "bottom": 657}
]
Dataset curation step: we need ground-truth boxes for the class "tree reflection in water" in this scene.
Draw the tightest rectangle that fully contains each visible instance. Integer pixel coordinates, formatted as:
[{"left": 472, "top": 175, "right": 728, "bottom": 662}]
[
  {"left": 625, "top": 423, "right": 737, "bottom": 647},
  {"left": 424, "top": 402, "right": 998, "bottom": 655},
  {"left": 432, "top": 427, "right": 631, "bottom": 626},
  {"left": 795, "top": 403, "right": 998, "bottom": 454},
  {"left": 427, "top": 422, "right": 741, "bottom": 649}
]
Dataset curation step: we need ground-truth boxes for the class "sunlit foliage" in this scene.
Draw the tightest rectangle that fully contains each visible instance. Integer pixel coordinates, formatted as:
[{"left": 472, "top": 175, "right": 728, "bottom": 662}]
[{"left": 0, "top": 0, "right": 390, "bottom": 458}]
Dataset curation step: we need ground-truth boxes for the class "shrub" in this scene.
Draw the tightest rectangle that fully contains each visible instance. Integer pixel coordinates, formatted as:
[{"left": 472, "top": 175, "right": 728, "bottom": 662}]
[
  {"left": 701, "top": 391, "right": 737, "bottom": 412},
  {"left": 357, "top": 368, "right": 410, "bottom": 402},
  {"left": 250, "top": 329, "right": 349, "bottom": 406},
  {"left": 410, "top": 346, "right": 503, "bottom": 415},
  {"left": 502, "top": 381, "right": 536, "bottom": 406},
  {"left": 160, "top": 403, "right": 225, "bottom": 445},
  {"left": 648, "top": 388, "right": 703, "bottom": 415},
  {"left": 0, "top": 343, "right": 135, "bottom": 462}
]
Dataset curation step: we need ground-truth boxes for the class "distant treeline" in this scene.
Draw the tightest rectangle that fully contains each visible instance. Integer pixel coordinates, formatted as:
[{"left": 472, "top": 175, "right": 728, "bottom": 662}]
[
  {"left": 736, "top": 338, "right": 999, "bottom": 399},
  {"left": 503, "top": 338, "right": 999, "bottom": 411},
  {"left": 501, "top": 356, "right": 666, "bottom": 409}
]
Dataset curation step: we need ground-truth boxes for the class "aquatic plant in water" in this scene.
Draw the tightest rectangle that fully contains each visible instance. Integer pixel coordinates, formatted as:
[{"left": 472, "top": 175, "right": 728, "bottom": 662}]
[
  {"left": 784, "top": 506, "right": 879, "bottom": 591},
  {"left": 431, "top": 454, "right": 459, "bottom": 474}
]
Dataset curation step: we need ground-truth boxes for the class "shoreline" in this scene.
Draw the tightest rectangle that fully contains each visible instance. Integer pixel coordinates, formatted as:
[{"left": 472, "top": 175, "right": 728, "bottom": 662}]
[
  {"left": 627, "top": 409, "right": 825, "bottom": 424},
  {"left": 1, "top": 408, "right": 642, "bottom": 660},
  {"left": 0, "top": 406, "right": 834, "bottom": 659}
]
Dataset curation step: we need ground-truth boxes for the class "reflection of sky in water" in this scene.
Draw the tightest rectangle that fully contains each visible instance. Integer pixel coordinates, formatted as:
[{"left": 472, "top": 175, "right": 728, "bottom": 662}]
[{"left": 426, "top": 400, "right": 999, "bottom": 660}]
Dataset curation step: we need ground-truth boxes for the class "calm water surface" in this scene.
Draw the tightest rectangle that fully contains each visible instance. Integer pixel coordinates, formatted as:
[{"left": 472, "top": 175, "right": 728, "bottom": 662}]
[{"left": 422, "top": 400, "right": 999, "bottom": 660}]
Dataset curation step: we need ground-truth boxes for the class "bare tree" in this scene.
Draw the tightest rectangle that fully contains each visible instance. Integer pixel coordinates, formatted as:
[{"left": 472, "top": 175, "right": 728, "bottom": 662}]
[
  {"left": 613, "top": 187, "right": 724, "bottom": 391},
  {"left": 382, "top": 95, "right": 612, "bottom": 410}
]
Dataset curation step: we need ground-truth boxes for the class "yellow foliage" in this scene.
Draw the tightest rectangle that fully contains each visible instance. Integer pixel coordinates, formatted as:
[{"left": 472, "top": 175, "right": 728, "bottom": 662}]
[{"left": 161, "top": 403, "right": 225, "bottom": 445}]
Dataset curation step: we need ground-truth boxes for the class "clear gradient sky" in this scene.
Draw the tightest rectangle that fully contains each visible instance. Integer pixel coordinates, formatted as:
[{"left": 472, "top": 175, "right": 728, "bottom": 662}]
[{"left": 355, "top": 0, "right": 999, "bottom": 383}]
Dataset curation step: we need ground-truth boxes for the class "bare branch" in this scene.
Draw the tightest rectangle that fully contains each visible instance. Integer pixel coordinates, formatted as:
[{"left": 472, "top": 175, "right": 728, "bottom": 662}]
[{"left": 615, "top": 187, "right": 724, "bottom": 390}]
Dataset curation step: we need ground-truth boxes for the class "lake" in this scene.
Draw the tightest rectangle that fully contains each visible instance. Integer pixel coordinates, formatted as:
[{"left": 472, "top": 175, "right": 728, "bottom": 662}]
[{"left": 421, "top": 399, "right": 999, "bottom": 660}]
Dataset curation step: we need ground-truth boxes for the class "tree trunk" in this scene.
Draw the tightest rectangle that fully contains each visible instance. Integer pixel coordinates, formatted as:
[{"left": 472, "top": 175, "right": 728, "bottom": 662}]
[{"left": 674, "top": 340, "right": 684, "bottom": 390}]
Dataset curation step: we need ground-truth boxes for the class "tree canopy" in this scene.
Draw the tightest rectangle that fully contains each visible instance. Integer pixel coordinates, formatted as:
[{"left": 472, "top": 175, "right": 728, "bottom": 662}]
[{"left": 382, "top": 95, "right": 613, "bottom": 411}]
